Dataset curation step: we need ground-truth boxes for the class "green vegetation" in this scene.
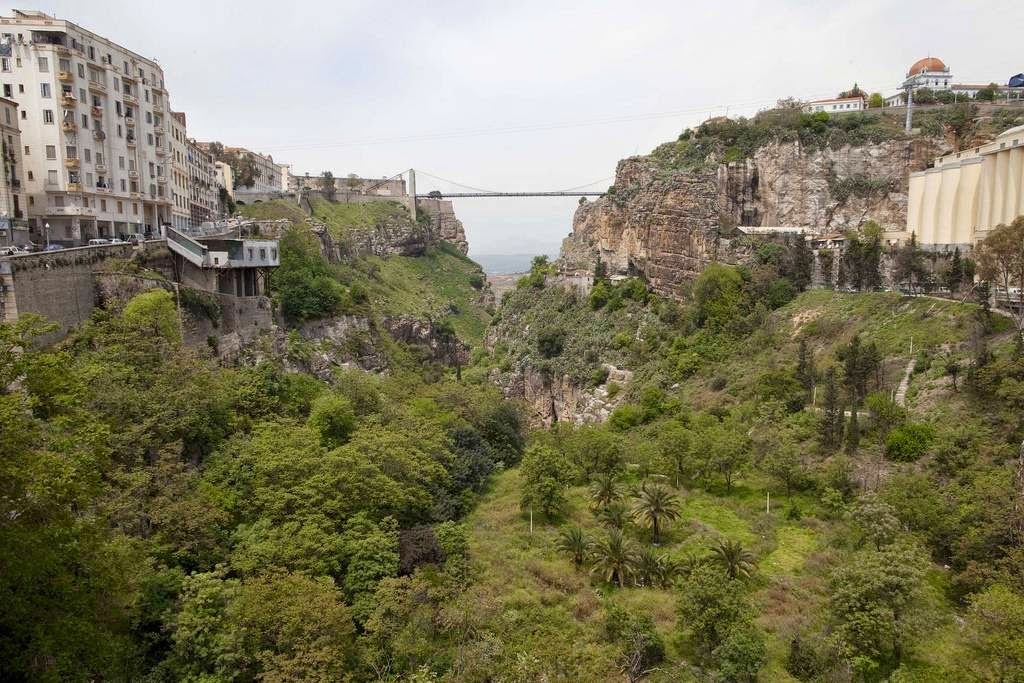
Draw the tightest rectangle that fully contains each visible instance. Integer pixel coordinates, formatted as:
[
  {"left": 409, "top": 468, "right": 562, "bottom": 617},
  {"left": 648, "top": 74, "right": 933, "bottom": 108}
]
[
  {"left": 0, "top": 294, "right": 523, "bottom": 681},
  {"left": 238, "top": 198, "right": 311, "bottom": 224},
  {"left": 309, "top": 196, "right": 411, "bottom": 240}
]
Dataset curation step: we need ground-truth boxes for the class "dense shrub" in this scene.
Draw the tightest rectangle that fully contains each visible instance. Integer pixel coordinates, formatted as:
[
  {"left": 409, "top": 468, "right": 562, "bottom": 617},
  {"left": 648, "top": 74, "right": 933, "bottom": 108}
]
[
  {"left": 885, "top": 422, "right": 936, "bottom": 462},
  {"left": 536, "top": 327, "right": 566, "bottom": 358}
]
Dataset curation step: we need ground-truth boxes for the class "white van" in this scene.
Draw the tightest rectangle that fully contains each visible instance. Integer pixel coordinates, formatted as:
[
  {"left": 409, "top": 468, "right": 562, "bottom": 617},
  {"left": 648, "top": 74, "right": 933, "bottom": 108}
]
[{"left": 88, "top": 238, "right": 110, "bottom": 246}]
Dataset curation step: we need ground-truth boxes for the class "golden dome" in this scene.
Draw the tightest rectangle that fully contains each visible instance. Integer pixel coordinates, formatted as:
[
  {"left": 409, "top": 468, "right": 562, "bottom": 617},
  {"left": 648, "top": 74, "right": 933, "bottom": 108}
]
[{"left": 907, "top": 57, "right": 947, "bottom": 76}]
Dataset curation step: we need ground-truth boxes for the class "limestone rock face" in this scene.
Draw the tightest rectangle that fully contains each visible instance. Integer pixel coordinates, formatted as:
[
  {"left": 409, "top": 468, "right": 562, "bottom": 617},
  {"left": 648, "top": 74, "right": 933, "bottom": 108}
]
[
  {"left": 430, "top": 212, "right": 469, "bottom": 255},
  {"left": 492, "top": 363, "right": 632, "bottom": 427},
  {"left": 562, "top": 158, "right": 721, "bottom": 298},
  {"left": 562, "top": 137, "right": 949, "bottom": 298},
  {"left": 382, "top": 315, "right": 470, "bottom": 366}
]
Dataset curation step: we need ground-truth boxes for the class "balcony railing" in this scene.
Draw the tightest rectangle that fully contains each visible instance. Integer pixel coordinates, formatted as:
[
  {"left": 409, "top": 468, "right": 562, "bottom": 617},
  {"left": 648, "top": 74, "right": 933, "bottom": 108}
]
[
  {"left": 64, "top": 158, "right": 80, "bottom": 169},
  {"left": 128, "top": 169, "right": 139, "bottom": 179},
  {"left": 60, "top": 94, "right": 76, "bottom": 107},
  {"left": 123, "top": 93, "right": 138, "bottom": 105},
  {"left": 87, "top": 80, "right": 107, "bottom": 94},
  {"left": 156, "top": 176, "right": 167, "bottom": 184},
  {"left": 58, "top": 70, "right": 73, "bottom": 82},
  {"left": 67, "top": 182, "right": 82, "bottom": 193},
  {"left": 61, "top": 120, "right": 77, "bottom": 132},
  {"left": 95, "top": 164, "right": 107, "bottom": 174},
  {"left": 95, "top": 184, "right": 111, "bottom": 193},
  {"left": 155, "top": 148, "right": 167, "bottom": 158},
  {"left": 93, "top": 129, "right": 106, "bottom": 141},
  {"left": 126, "top": 136, "right": 136, "bottom": 147},
  {"left": 90, "top": 105, "right": 102, "bottom": 118}
]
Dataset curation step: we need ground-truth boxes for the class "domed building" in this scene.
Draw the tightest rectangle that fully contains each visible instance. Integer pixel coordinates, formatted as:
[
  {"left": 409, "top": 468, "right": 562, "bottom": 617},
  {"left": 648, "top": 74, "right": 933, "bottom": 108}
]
[{"left": 883, "top": 56, "right": 953, "bottom": 105}]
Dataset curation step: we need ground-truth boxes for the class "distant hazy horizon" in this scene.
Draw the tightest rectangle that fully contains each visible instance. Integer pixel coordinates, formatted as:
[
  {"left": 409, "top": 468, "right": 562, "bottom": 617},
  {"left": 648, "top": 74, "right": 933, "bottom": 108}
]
[{"left": 470, "top": 251, "right": 561, "bottom": 275}]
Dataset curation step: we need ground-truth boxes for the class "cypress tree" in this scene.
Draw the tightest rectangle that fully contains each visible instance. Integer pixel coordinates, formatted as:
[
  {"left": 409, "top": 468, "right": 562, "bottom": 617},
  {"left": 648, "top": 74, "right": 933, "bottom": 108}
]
[{"left": 845, "top": 404, "right": 861, "bottom": 453}]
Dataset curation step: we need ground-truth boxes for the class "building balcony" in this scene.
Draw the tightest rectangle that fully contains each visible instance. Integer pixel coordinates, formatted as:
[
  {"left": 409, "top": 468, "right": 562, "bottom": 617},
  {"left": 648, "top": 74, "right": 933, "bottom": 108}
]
[
  {"left": 67, "top": 182, "right": 82, "bottom": 193},
  {"left": 88, "top": 80, "right": 107, "bottom": 95},
  {"left": 128, "top": 169, "right": 139, "bottom": 180},
  {"left": 122, "top": 71, "right": 137, "bottom": 83},
  {"left": 64, "top": 158, "right": 80, "bottom": 169},
  {"left": 93, "top": 129, "right": 106, "bottom": 142},
  {"left": 125, "top": 116, "right": 135, "bottom": 127},
  {"left": 90, "top": 105, "right": 103, "bottom": 118},
  {"left": 95, "top": 184, "right": 111, "bottom": 194},
  {"left": 60, "top": 94, "right": 77, "bottom": 107},
  {"left": 123, "top": 93, "right": 138, "bottom": 105},
  {"left": 156, "top": 176, "right": 167, "bottom": 184},
  {"left": 126, "top": 136, "right": 136, "bottom": 147},
  {"left": 58, "top": 70, "right": 74, "bottom": 83},
  {"left": 95, "top": 163, "right": 107, "bottom": 174},
  {"left": 156, "top": 148, "right": 167, "bottom": 158},
  {"left": 61, "top": 120, "right": 77, "bottom": 133},
  {"left": 152, "top": 103, "right": 164, "bottom": 115}
]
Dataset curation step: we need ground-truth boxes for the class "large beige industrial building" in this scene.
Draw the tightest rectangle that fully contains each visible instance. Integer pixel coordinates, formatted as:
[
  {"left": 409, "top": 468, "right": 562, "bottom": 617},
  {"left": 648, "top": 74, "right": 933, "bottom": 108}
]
[{"left": 905, "top": 124, "right": 1024, "bottom": 248}]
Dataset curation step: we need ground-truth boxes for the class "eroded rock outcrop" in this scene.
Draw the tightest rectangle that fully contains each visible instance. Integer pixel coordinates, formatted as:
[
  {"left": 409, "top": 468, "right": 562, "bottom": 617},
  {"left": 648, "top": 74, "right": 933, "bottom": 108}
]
[
  {"left": 491, "top": 363, "right": 633, "bottom": 427},
  {"left": 562, "top": 137, "right": 949, "bottom": 298}
]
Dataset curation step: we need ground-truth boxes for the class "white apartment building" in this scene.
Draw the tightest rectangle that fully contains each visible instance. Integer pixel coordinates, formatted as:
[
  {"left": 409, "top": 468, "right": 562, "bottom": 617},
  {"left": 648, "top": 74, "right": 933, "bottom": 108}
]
[
  {"left": 186, "top": 137, "right": 217, "bottom": 224},
  {"left": 0, "top": 9, "right": 174, "bottom": 243},
  {"left": 803, "top": 95, "right": 866, "bottom": 114},
  {"left": 169, "top": 110, "right": 189, "bottom": 230},
  {"left": 0, "top": 96, "right": 28, "bottom": 244}
]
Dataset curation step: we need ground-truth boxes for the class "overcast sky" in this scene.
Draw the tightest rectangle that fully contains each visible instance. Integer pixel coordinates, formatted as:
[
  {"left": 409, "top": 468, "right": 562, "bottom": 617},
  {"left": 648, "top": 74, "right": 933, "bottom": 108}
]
[{"left": 10, "top": 0, "right": 1023, "bottom": 255}]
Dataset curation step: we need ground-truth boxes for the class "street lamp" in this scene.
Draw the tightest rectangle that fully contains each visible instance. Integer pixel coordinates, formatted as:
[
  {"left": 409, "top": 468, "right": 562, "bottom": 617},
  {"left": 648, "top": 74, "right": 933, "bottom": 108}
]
[{"left": 44, "top": 222, "right": 50, "bottom": 248}]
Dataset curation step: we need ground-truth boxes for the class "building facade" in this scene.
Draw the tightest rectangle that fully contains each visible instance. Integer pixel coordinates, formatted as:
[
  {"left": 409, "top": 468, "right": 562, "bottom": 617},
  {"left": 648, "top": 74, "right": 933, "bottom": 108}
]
[
  {"left": 904, "top": 124, "right": 1024, "bottom": 248},
  {"left": 0, "top": 9, "right": 175, "bottom": 243},
  {"left": 0, "top": 96, "right": 27, "bottom": 244},
  {"left": 804, "top": 95, "right": 866, "bottom": 114},
  {"left": 226, "top": 146, "right": 282, "bottom": 194},
  {"left": 169, "top": 110, "right": 189, "bottom": 229},
  {"left": 186, "top": 137, "right": 217, "bottom": 224}
]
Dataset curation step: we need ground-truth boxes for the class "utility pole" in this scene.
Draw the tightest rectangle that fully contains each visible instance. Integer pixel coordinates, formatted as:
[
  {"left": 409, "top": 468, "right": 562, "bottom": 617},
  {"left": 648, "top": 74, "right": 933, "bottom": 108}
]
[{"left": 904, "top": 86, "right": 914, "bottom": 133}]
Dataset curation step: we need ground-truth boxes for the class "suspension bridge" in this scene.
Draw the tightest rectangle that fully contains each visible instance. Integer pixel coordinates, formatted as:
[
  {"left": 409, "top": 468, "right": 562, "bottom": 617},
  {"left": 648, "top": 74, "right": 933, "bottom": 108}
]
[{"left": 366, "top": 168, "right": 611, "bottom": 202}]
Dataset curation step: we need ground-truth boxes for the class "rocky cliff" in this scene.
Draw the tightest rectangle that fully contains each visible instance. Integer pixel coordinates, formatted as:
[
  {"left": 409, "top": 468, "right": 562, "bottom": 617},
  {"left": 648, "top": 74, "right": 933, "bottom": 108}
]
[{"left": 562, "top": 136, "right": 948, "bottom": 298}]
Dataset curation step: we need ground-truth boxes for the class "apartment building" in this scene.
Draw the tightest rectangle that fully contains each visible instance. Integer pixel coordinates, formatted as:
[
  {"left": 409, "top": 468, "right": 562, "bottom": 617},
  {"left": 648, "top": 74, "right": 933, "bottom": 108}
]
[
  {"left": 169, "top": 110, "right": 189, "bottom": 230},
  {"left": 186, "top": 137, "right": 217, "bottom": 224},
  {"left": 226, "top": 146, "right": 282, "bottom": 194},
  {"left": 0, "top": 9, "right": 173, "bottom": 243},
  {"left": 0, "top": 96, "right": 27, "bottom": 244}
]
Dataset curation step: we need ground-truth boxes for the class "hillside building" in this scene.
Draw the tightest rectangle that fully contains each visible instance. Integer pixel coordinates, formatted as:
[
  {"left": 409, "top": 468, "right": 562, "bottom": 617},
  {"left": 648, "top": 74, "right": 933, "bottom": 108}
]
[
  {"left": 904, "top": 124, "right": 1024, "bottom": 248},
  {"left": 169, "top": 110, "right": 189, "bottom": 230},
  {"left": 0, "top": 96, "right": 27, "bottom": 244},
  {"left": 186, "top": 137, "right": 217, "bottom": 224},
  {"left": 804, "top": 95, "right": 866, "bottom": 114},
  {"left": 0, "top": 9, "right": 177, "bottom": 243}
]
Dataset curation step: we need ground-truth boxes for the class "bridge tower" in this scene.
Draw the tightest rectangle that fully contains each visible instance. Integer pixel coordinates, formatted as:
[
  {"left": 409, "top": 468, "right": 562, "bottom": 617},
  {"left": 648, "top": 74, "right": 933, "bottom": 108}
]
[{"left": 408, "top": 168, "right": 417, "bottom": 221}]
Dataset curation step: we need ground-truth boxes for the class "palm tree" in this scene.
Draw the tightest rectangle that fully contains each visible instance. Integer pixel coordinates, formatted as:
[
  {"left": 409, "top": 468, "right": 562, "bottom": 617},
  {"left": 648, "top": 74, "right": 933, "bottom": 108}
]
[
  {"left": 631, "top": 482, "right": 682, "bottom": 544},
  {"left": 709, "top": 537, "right": 756, "bottom": 580},
  {"left": 556, "top": 526, "right": 591, "bottom": 570},
  {"left": 589, "top": 473, "right": 621, "bottom": 510},
  {"left": 633, "top": 546, "right": 663, "bottom": 587},
  {"left": 591, "top": 528, "right": 638, "bottom": 588},
  {"left": 597, "top": 500, "right": 629, "bottom": 529}
]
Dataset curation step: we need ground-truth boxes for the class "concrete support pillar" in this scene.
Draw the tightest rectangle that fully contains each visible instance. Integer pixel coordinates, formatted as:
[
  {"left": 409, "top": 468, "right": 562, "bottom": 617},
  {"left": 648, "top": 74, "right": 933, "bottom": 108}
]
[{"left": 407, "top": 168, "right": 416, "bottom": 221}]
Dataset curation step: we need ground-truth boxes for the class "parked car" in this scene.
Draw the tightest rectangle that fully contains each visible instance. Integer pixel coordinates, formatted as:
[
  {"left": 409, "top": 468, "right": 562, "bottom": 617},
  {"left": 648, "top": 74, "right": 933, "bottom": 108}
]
[
  {"left": 109, "top": 237, "right": 125, "bottom": 244},
  {"left": 87, "top": 238, "right": 110, "bottom": 246},
  {"left": 43, "top": 244, "right": 63, "bottom": 252},
  {"left": 0, "top": 245, "right": 23, "bottom": 256}
]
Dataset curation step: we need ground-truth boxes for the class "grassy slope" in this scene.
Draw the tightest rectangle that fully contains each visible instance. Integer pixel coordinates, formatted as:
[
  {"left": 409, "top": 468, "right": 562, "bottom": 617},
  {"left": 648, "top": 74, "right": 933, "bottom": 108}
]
[
  {"left": 466, "top": 289, "right": 1007, "bottom": 679},
  {"left": 240, "top": 199, "right": 491, "bottom": 345},
  {"left": 308, "top": 197, "right": 410, "bottom": 239}
]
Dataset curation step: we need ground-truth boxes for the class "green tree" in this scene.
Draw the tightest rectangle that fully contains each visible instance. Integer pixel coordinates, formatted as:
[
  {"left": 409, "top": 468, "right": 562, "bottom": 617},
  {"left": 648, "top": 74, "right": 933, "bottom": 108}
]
[
  {"left": 654, "top": 420, "right": 695, "bottom": 487},
  {"left": 591, "top": 528, "right": 638, "bottom": 588},
  {"left": 976, "top": 217, "right": 1024, "bottom": 342},
  {"left": 519, "top": 444, "right": 568, "bottom": 520},
  {"left": 796, "top": 338, "right": 815, "bottom": 404},
  {"left": 307, "top": 393, "right": 356, "bottom": 447},
  {"left": 589, "top": 473, "right": 622, "bottom": 510},
  {"left": 677, "top": 563, "right": 750, "bottom": 655},
  {"left": 556, "top": 526, "right": 591, "bottom": 569},
  {"left": 631, "top": 481, "right": 682, "bottom": 544},
  {"left": 893, "top": 232, "right": 930, "bottom": 294},
  {"left": 693, "top": 263, "right": 746, "bottom": 332},
  {"left": 709, "top": 537, "right": 756, "bottom": 580},
  {"left": 963, "top": 584, "right": 1024, "bottom": 681},
  {"left": 868, "top": 92, "right": 885, "bottom": 108},
  {"left": 319, "top": 170, "right": 336, "bottom": 199},
  {"left": 713, "top": 621, "right": 768, "bottom": 682},
  {"left": 597, "top": 500, "right": 630, "bottom": 529},
  {"left": 829, "top": 543, "right": 928, "bottom": 675},
  {"left": 820, "top": 367, "right": 842, "bottom": 449}
]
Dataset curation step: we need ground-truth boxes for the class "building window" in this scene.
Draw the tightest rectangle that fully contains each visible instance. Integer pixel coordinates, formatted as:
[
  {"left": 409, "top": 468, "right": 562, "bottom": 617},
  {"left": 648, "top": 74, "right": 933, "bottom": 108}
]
[
  {"left": 117, "top": 200, "right": 123, "bottom": 213},
  {"left": 100, "top": 199, "right": 106, "bottom": 211},
  {"left": 45, "top": 145, "right": 56, "bottom": 159},
  {"left": 26, "top": 170, "right": 32, "bottom": 180},
  {"left": 2, "top": 84, "right": 9, "bottom": 98},
  {"left": 84, "top": 149, "right": 91, "bottom": 162},
  {"left": 38, "top": 56, "right": 49, "bottom": 72},
  {"left": 120, "top": 179, "right": 126, "bottom": 192},
  {"left": 22, "top": 145, "right": 28, "bottom": 155},
  {"left": 47, "top": 170, "right": 58, "bottom": 185},
  {"left": 0, "top": 58, "right": 9, "bottom": 72},
  {"left": 43, "top": 110, "right": 54, "bottom": 124},
  {"left": 78, "top": 63, "right": 85, "bottom": 78},
  {"left": 119, "top": 156, "right": 125, "bottom": 169}
]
